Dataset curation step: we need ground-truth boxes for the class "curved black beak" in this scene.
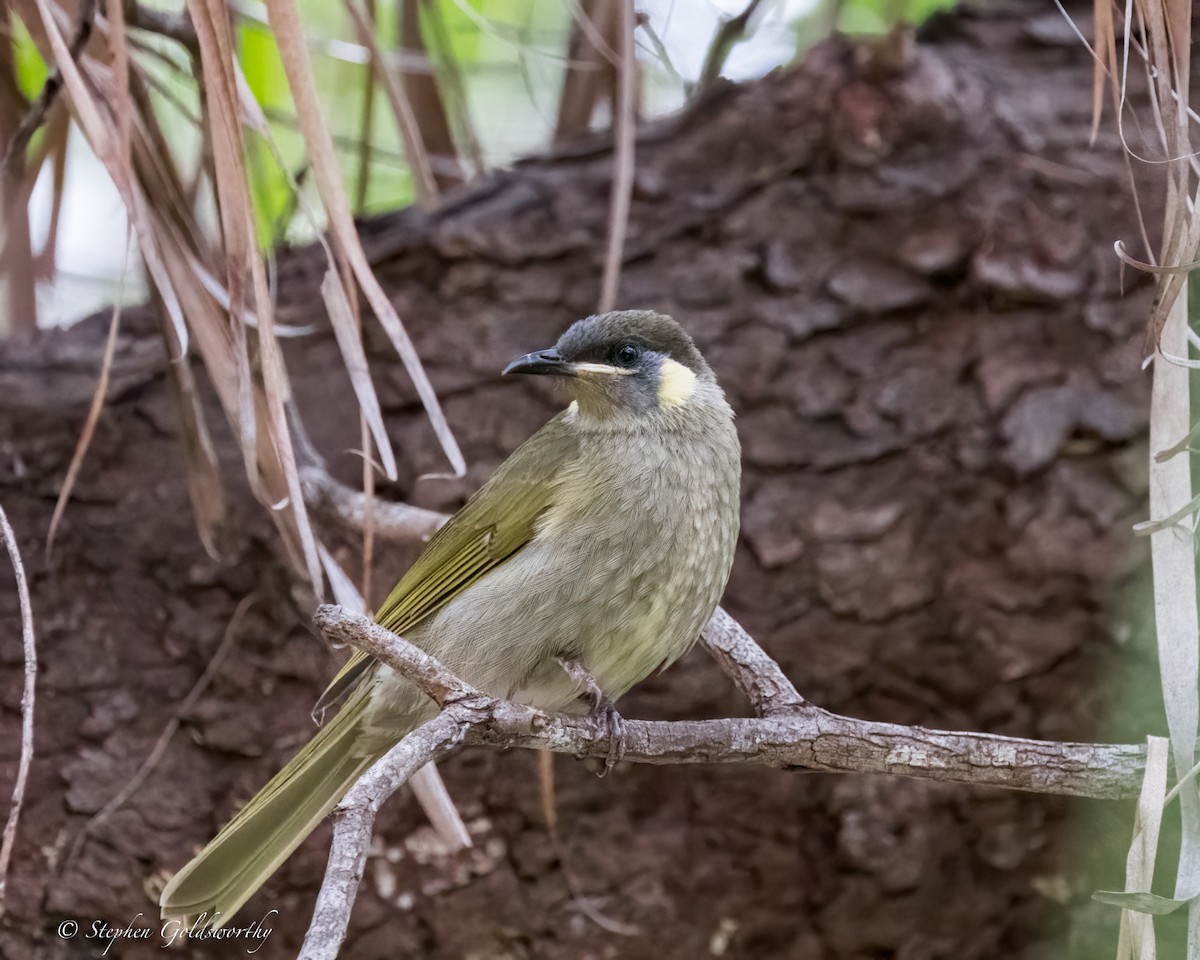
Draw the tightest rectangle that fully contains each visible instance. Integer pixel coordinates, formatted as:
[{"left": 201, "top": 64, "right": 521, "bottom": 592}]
[{"left": 503, "top": 348, "right": 569, "bottom": 377}]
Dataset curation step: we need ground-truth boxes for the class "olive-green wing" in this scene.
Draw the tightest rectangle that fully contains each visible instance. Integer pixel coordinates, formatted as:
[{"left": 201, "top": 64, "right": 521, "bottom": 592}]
[{"left": 315, "top": 410, "right": 580, "bottom": 714}]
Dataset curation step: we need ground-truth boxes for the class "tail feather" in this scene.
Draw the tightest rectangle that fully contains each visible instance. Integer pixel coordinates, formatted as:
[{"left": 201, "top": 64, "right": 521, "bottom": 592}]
[{"left": 160, "top": 697, "right": 381, "bottom": 927}]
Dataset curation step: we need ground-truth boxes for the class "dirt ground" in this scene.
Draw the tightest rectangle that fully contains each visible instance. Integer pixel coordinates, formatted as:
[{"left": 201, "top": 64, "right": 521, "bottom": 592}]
[{"left": 0, "top": 2, "right": 1179, "bottom": 957}]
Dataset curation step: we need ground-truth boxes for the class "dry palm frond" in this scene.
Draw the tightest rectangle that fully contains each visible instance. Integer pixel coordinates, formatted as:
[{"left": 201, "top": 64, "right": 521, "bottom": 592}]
[
  {"left": 319, "top": 265, "right": 397, "bottom": 485},
  {"left": 9, "top": 0, "right": 477, "bottom": 848},
  {"left": 187, "top": 0, "right": 324, "bottom": 589},
  {"left": 1089, "top": 0, "right": 1120, "bottom": 143},
  {"left": 1111, "top": 738, "right": 1171, "bottom": 959},
  {"left": 266, "top": 0, "right": 464, "bottom": 478},
  {"left": 11, "top": 0, "right": 468, "bottom": 575}
]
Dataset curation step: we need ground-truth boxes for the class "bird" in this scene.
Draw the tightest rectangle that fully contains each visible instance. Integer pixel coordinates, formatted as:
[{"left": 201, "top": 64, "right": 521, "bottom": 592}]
[{"left": 159, "top": 309, "right": 742, "bottom": 928}]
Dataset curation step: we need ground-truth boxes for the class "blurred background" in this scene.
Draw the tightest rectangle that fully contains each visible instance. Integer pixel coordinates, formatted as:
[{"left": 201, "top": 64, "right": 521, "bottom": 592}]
[{"left": 3, "top": 0, "right": 953, "bottom": 332}]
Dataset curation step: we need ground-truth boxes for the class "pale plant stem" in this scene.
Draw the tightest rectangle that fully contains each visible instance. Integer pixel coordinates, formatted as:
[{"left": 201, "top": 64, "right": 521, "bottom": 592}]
[{"left": 0, "top": 506, "right": 36, "bottom": 913}]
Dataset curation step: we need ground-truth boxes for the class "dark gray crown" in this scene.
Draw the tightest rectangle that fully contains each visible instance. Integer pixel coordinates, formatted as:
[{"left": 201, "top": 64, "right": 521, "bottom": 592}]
[{"left": 555, "top": 311, "right": 709, "bottom": 376}]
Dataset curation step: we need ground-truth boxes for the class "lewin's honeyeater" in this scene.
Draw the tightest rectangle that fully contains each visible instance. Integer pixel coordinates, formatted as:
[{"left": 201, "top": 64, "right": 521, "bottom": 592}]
[{"left": 160, "top": 310, "right": 742, "bottom": 926}]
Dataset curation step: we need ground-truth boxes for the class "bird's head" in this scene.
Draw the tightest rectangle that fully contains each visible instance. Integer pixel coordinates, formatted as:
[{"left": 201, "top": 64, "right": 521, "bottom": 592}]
[{"left": 503, "top": 311, "right": 715, "bottom": 421}]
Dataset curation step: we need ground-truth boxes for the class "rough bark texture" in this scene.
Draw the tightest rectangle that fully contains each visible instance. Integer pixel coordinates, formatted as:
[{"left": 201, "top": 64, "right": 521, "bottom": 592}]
[{"left": 0, "top": 2, "right": 1174, "bottom": 957}]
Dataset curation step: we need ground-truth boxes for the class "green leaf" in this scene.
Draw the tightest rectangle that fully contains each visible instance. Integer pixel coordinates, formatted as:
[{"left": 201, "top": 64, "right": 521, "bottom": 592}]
[
  {"left": 12, "top": 18, "right": 49, "bottom": 101},
  {"left": 239, "top": 23, "right": 290, "bottom": 111},
  {"left": 1091, "top": 891, "right": 1194, "bottom": 916}
]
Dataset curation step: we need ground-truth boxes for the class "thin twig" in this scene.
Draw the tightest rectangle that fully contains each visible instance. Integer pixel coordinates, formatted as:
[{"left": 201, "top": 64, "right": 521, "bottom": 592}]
[
  {"left": 46, "top": 232, "right": 131, "bottom": 561},
  {"left": 697, "top": 0, "right": 767, "bottom": 91},
  {"left": 0, "top": 506, "right": 37, "bottom": 912}
]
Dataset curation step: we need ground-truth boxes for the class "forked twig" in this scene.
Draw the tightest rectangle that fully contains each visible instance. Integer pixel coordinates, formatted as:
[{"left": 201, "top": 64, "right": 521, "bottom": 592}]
[
  {"left": 697, "top": 0, "right": 766, "bottom": 91},
  {"left": 298, "top": 603, "right": 1149, "bottom": 959}
]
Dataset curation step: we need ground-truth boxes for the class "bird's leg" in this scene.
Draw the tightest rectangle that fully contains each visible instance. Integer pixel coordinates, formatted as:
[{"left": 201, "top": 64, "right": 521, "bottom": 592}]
[{"left": 556, "top": 658, "right": 626, "bottom": 776}]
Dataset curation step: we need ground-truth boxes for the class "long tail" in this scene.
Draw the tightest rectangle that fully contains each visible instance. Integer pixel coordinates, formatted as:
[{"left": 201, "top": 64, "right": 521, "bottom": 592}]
[{"left": 159, "top": 696, "right": 382, "bottom": 928}]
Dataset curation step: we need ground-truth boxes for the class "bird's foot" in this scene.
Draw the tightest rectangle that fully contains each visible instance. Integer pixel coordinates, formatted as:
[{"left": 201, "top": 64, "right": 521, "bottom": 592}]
[{"left": 556, "top": 658, "right": 626, "bottom": 776}]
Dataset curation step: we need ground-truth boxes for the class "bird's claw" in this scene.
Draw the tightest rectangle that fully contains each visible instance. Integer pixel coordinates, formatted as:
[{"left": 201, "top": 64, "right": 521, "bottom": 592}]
[
  {"left": 557, "top": 658, "right": 626, "bottom": 776},
  {"left": 595, "top": 699, "right": 626, "bottom": 776}
]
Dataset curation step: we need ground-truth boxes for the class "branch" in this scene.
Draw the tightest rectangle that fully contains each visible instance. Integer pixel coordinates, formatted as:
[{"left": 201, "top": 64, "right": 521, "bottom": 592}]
[
  {"left": 301, "top": 466, "right": 445, "bottom": 543},
  {"left": 301, "top": 604, "right": 1147, "bottom": 958},
  {"left": 0, "top": 505, "right": 37, "bottom": 911},
  {"left": 300, "top": 471, "right": 1143, "bottom": 798},
  {"left": 299, "top": 712, "right": 469, "bottom": 960},
  {"left": 313, "top": 606, "right": 1146, "bottom": 800},
  {"left": 697, "top": 0, "right": 766, "bottom": 92},
  {"left": 297, "top": 469, "right": 1152, "bottom": 957},
  {"left": 701, "top": 605, "right": 806, "bottom": 716}
]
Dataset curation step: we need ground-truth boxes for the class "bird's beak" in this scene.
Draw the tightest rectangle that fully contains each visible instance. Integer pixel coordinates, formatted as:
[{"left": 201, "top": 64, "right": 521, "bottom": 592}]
[
  {"left": 503, "top": 348, "right": 570, "bottom": 377},
  {"left": 503, "top": 348, "right": 631, "bottom": 379}
]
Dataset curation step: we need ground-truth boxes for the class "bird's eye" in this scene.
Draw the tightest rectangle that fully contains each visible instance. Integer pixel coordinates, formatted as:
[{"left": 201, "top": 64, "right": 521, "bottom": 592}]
[{"left": 613, "top": 343, "right": 640, "bottom": 367}]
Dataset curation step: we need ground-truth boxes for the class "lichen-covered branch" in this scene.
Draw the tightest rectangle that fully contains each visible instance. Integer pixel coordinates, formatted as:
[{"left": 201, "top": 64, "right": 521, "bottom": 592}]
[
  {"left": 700, "top": 605, "right": 807, "bottom": 716},
  {"left": 312, "top": 605, "right": 1147, "bottom": 802}
]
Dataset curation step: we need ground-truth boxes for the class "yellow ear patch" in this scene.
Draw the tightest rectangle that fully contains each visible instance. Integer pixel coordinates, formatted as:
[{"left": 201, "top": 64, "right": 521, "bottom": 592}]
[{"left": 657, "top": 358, "right": 697, "bottom": 408}]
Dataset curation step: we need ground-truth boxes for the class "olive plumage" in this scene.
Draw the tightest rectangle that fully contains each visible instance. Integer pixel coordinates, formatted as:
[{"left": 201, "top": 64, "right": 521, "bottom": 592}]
[{"left": 160, "top": 310, "right": 742, "bottom": 926}]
